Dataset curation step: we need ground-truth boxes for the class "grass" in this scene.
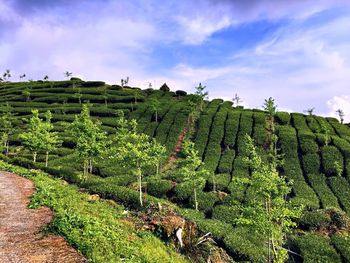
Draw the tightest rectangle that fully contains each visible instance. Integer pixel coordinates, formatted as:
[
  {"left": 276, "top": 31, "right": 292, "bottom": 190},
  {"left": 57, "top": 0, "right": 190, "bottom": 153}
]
[{"left": 0, "top": 161, "right": 188, "bottom": 263}]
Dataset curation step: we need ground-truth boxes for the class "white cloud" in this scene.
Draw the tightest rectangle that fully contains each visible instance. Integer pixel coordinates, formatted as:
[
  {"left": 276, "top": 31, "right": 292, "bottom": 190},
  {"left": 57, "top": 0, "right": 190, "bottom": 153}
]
[{"left": 327, "top": 95, "right": 350, "bottom": 123}]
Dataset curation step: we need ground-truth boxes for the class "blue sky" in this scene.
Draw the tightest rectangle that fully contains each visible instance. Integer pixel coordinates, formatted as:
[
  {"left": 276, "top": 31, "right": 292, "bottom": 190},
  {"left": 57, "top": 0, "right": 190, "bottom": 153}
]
[{"left": 1, "top": 0, "right": 350, "bottom": 121}]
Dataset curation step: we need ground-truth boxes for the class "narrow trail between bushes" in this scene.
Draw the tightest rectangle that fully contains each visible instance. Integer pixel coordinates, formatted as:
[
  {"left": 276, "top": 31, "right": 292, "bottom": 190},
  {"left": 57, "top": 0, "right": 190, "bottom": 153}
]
[
  {"left": 162, "top": 128, "right": 187, "bottom": 172},
  {"left": 0, "top": 171, "right": 86, "bottom": 263}
]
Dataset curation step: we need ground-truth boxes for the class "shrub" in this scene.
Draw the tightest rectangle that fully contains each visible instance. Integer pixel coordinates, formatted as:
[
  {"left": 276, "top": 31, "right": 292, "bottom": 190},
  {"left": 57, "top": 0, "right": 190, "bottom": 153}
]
[
  {"left": 328, "top": 176, "right": 350, "bottom": 214},
  {"left": 305, "top": 115, "right": 321, "bottom": 133},
  {"left": 81, "top": 81, "right": 106, "bottom": 87},
  {"left": 331, "top": 233, "right": 350, "bottom": 262},
  {"left": 277, "top": 126, "right": 298, "bottom": 158},
  {"left": 103, "top": 175, "right": 136, "bottom": 187},
  {"left": 292, "top": 113, "right": 311, "bottom": 132},
  {"left": 223, "top": 111, "right": 240, "bottom": 148},
  {"left": 159, "top": 83, "right": 170, "bottom": 92},
  {"left": 252, "top": 124, "right": 266, "bottom": 147},
  {"left": 189, "top": 191, "right": 219, "bottom": 213},
  {"left": 194, "top": 99, "right": 222, "bottom": 158},
  {"left": 275, "top": 111, "right": 290, "bottom": 125},
  {"left": 321, "top": 146, "right": 344, "bottom": 176},
  {"left": 293, "top": 234, "right": 341, "bottom": 263},
  {"left": 301, "top": 153, "right": 320, "bottom": 175},
  {"left": 307, "top": 173, "right": 340, "bottom": 209},
  {"left": 212, "top": 205, "right": 239, "bottom": 224},
  {"left": 217, "top": 149, "right": 235, "bottom": 174},
  {"left": 298, "top": 210, "right": 331, "bottom": 230},
  {"left": 298, "top": 132, "right": 318, "bottom": 154},
  {"left": 195, "top": 218, "right": 233, "bottom": 241},
  {"left": 206, "top": 173, "right": 231, "bottom": 191},
  {"left": 146, "top": 179, "right": 174, "bottom": 198},
  {"left": 175, "top": 90, "right": 187, "bottom": 97},
  {"left": 173, "top": 180, "right": 205, "bottom": 202},
  {"left": 224, "top": 227, "right": 266, "bottom": 262},
  {"left": 332, "top": 137, "right": 350, "bottom": 159},
  {"left": 291, "top": 180, "right": 319, "bottom": 210}
]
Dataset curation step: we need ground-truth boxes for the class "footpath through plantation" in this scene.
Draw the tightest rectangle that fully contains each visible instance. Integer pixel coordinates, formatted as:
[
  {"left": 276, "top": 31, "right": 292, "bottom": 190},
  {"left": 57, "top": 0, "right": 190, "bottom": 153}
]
[{"left": 0, "top": 171, "right": 86, "bottom": 263}]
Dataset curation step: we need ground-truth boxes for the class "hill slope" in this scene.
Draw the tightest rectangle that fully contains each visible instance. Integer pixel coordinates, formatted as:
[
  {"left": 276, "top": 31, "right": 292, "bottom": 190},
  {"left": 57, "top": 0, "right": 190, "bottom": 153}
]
[{"left": 1, "top": 79, "right": 350, "bottom": 262}]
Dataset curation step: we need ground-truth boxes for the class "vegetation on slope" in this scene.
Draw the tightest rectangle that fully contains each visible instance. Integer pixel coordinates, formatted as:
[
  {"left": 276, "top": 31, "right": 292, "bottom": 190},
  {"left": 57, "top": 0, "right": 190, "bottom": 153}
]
[{"left": 1, "top": 78, "right": 350, "bottom": 262}]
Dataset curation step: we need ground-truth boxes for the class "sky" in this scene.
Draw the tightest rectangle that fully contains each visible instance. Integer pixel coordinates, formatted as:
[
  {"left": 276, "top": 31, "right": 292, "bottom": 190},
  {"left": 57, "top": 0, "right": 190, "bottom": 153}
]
[{"left": 1, "top": 0, "right": 350, "bottom": 121}]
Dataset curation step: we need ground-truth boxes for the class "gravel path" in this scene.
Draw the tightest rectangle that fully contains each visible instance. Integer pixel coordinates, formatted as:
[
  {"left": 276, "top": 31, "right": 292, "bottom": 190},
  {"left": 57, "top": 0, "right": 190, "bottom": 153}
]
[{"left": 0, "top": 171, "right": 86, "bottom": 263}]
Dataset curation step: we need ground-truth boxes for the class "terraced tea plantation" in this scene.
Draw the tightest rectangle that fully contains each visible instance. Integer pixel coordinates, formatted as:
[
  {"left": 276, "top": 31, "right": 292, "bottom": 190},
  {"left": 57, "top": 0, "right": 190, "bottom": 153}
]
[{"left": 1, "top": 79, "right": 350, "bottom": 262}]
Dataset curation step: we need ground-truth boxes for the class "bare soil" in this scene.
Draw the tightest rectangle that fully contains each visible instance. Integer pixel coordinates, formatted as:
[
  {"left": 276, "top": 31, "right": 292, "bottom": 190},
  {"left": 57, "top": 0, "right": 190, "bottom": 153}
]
[
  {"left": 0, "top": 171, "right": 87, "bottom": 263},
  {"left": 162, "top": 128, "right": 187, "bottom": 172}
]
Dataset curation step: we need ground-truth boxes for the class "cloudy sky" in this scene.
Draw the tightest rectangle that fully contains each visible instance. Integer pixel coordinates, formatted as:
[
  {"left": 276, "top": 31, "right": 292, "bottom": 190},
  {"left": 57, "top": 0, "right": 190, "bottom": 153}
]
[{"left": 1, "top": 0, "right": 350, "bottom": 121}]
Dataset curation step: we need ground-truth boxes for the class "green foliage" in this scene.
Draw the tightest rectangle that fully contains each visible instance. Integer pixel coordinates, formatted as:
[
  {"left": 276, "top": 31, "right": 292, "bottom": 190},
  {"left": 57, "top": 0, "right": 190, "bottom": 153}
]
[
  {"left": 292, "top": 113, "right": 311, "bottom": 132},
  {"left": 203, "top": 105, "right": 228, "bottom": 172},
  {"left": 189, "top": 191, "right": 219, "bottom": 213},
  {"left": 232, "top": 135, "right": 302, "bottom": 263},
  {"left": 224, "top": 227, "right": 267, "bottom": 262},
  {"left": 328, "top": 176, "right": 350, "bottom": 214},
  {"left": 275, "top": 111, "right": 290, "bottom": 125},
  {"left": 298, "top": 210, "right": 332, "bottom": 230},
  {"left": 194, "top": 99, "right": 222, "bottom": 158},
  {"left": 71, "top": 104, "right": 107, "bottom": 176},
  {"left": 301, "top": 153, "right": 320, "bottom": 174},
  {"left": 331, "top": 233, "right": 350, "bottom": 261},
  {"left": 223, "top": 111, "right": 240, "bottom": 148},
  {"left": 217, "top": 149, "right": 235, "bottom": 174},
  {"left": 108, "top": 116, "right": 166, "bottom": 206},
  {"left": 212, "top": 205, "right": 239, "bottom": 225},
  {"left": 307, "top": 173, "right": 340, "bottom": 209},
  {"left": 146, "top": 178, "right": 174, "bottom": 198},
  {"left": 263, "top": 97, "right": 277, "bottom": 117},
  {"left": 294, "top": 234, "right": 341, "bottom": 263},
  {"left": 321, "top": 146, "right": 344, "bottom": 176},
  {"left": 0, "top": 161, "right": 187, "bottom": 263},
  {"left": 298, "top": 131, "right": 318, "bottom": 154},
  {"left": 206, "top": 173, "right": 231, "bottom": 191}
]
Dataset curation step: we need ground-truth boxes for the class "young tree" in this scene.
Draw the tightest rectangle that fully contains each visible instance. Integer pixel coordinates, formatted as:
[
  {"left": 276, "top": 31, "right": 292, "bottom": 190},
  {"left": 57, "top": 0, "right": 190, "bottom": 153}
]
[
  {"left": 232, "top": 93, "right": 242, "bottom": 107},
  {"left": 71, "top": 104, "right": 107, "bottom": 177},
  {"left": 150, "top": 98, "right": 161, "bottom": 123},
  {"left": 174, "top": 138, "right": 209, "bottom": 211},
  {"left": 0, "top": 103, "right": 15, "bottom": 155},
  {"left": 20, "top": 109, "right": 46, "bottom": 162},
  {"left": 121, "top": 76, "right": 129, "bottom": 87},
  {"left": 109, "top": 116, "right": 166, "bottom": 206},
  {"left": 304, "top": 107, "right": 315, "bottom": 116},
  {"left": 2, "top": 69, "right": 11, "bottom": 82},
  {"left": 73, "top": 87, "right": 82, "bottom": 104},
  {"left": 194, "top": 83, "right": 208, "bottom": 111},
  {"left": 336, "top": 109, "right": 345, "bottom": 124},
  {"left": 64, "top": 71, "right": 73, "bottom": 80},
  {"left": 101, "top": 86, "right": 109, "bottom": 107},
  {"left": 233, "top": 135, "right": 302, "bottom": 263},
  {"left": 320, "top": 120, "right": 330, "bottom": 146},
  {"left": 41, "top": 111, "right": 61, "bottom": 167},
  {"left": 22, "top": 88, "right": 31, "bottom": 102},
  {"left": 263, "top": 97, "right": 278, "bottom": 160},
  {"left": 19, "top": 74, "right": 26, "bottom": 81}
]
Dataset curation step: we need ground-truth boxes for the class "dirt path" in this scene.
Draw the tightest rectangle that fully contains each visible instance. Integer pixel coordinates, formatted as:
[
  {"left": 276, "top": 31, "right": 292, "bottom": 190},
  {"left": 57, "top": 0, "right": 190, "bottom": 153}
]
[
  {"left": 162, "top": 128, "right": 187, "bottom": 172},
  {"left": 0, "top": 171, "right": 86, "bottom": 263}
]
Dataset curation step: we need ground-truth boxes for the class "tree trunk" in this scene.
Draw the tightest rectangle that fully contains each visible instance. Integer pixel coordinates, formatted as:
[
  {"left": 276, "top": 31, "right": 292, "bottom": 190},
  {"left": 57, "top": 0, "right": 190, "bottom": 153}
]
[
  {"left": 155, "top": 111, "right": 158, "bottom": 123},
  {"left": 45, "top": 151, "right": 49, "bottom": 167},
  {"left": 33, "top": 152, "right": 37, "bottom": 163},
  {"left": 156, "top": 163, "right": 159, "bottom": 176},
  {"left": 194, "top": 188, "right": 198, "bottom": 211},
  {"left": 89, "top": 159, "right": 93, "bottom": 174},
  {"left": 4, "top": 140, "right": 9, "bottom": 155},
  {"left": 138, "top": 169, "right": 143, "bottom": 206}
]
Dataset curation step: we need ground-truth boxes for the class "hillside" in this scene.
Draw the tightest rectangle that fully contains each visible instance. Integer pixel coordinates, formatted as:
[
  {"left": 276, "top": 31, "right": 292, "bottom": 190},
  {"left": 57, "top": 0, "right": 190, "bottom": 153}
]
[{"left": 1, "top": 79, "right": 350, "bottom": 262}]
